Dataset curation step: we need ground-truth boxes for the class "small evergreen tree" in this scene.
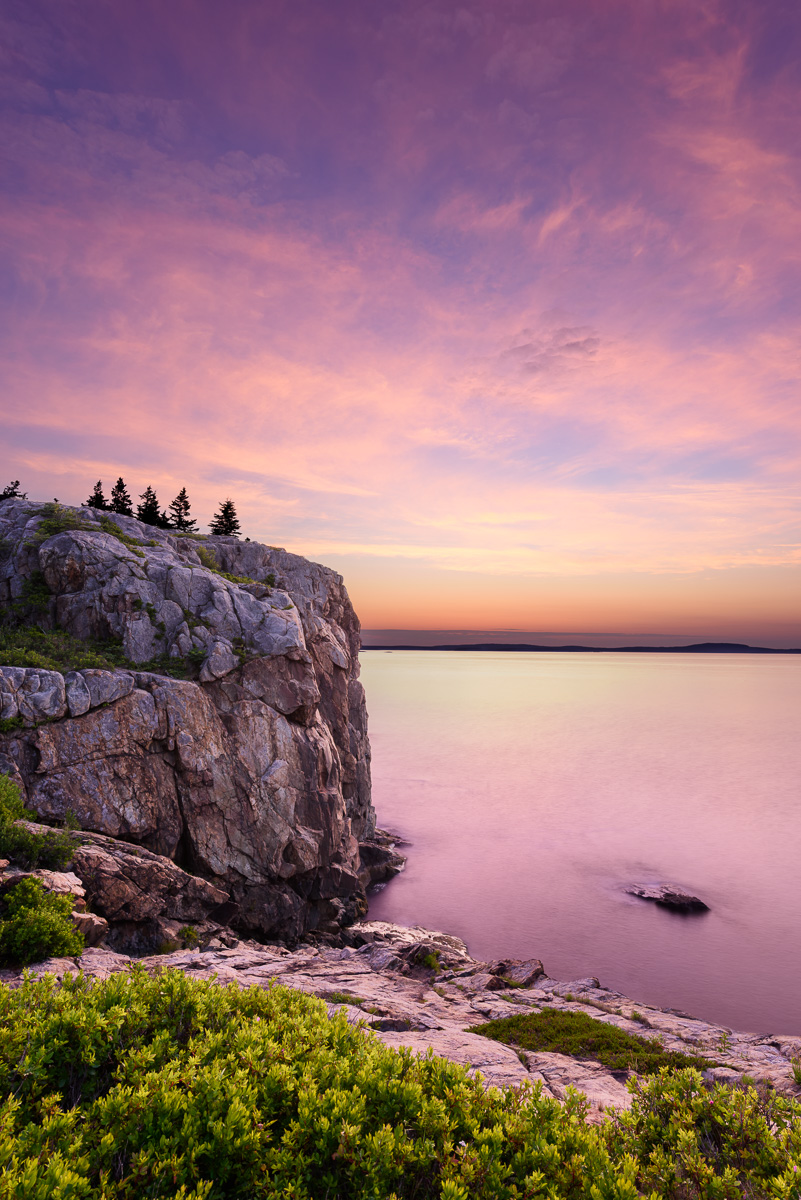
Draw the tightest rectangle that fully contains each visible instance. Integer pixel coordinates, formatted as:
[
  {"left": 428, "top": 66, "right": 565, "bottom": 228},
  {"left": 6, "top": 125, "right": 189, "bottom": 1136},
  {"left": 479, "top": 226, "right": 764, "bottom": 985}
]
[
  {"left": 136, "top": 485, "right": 162, "bottom": 526},
  {"left": 85, "top": 480, "right": 107, "bottom": 509},
  {"left": 0, "top": 480, "right": 27, "bottom": 501},
  {"left": 209, "top": 498, "right": 241, "bottom": 537},
  {"left": 168, "top": 487, "right": 197, "bottom": 532},
  {"left": 109, "top": 477, "right": 133, "bottom": 516}
]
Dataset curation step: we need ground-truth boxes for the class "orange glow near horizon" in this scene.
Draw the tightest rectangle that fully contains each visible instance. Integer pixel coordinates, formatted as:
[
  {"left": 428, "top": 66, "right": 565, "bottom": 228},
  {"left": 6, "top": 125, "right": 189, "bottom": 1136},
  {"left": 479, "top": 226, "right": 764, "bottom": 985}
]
[{"left": 1, "top": 1, "right": 800, "bottom": 644}]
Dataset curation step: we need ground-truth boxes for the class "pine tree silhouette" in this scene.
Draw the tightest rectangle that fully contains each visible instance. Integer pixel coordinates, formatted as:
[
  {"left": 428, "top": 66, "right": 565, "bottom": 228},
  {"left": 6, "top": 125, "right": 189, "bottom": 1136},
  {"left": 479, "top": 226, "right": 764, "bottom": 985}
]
[
  {"left": 0, "top": 480, "right": 27, "bottom": 501},
  {"left": 109, "top": 477, "right": 133, "bottom": 515},
  {"left": 168, "top": 487, "right": 197, "bottom": 532},
  {"left": 136, "top": 485, "right": 162, "bottom": 526},
  {"left": 86, "top": 480, "right": 107, "bottom": 509},
  {"left": 209, "top": 498, "right": 241, "bottom": 537}
]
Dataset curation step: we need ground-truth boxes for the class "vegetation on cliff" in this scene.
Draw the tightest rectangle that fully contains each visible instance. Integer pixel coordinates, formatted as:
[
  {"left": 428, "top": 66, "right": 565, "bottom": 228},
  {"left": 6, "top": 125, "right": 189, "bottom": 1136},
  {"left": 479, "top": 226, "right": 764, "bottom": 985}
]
[
  {"left": 0, "top": 969, "right": 799, "bottom": 1199},
  {"left": 0, "top": 774, "right": 75, "bottom": 872}
]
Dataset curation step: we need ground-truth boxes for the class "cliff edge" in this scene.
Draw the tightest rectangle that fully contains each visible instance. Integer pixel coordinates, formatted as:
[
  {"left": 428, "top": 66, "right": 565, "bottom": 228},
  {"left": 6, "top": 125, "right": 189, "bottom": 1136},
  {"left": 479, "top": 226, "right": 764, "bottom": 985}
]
[{"left": 0, "top": 498, "right": 401, "bottom": 949}]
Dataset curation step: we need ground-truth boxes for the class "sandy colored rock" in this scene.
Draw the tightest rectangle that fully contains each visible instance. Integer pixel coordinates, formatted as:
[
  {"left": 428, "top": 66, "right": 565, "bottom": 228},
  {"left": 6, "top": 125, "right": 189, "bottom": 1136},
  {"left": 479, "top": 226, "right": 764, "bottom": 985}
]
[{"left": 71, "top": 910, "right": 109, "bottom": 947}]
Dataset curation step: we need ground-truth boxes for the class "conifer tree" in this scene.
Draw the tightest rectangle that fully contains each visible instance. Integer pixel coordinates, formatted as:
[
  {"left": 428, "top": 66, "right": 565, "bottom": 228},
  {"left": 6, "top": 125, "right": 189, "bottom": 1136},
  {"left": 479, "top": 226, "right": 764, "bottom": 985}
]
[
  {"left": 136, "top": 485, "right": 162, "bottom": 526},
  {"left": 209, "top": 498, "right": 241, "bottom": 537},
  {"left": 85, "top": 480, "right": 107, "bottom": 509},
  {"left": 109, "top": 477, "right": 133, "bottom": 515},
  {"left": 168, "top": 487, "right": 197, "bottom": 532},
  {"left": 0, "top": 480, "right": 26, "bottom": 501}
]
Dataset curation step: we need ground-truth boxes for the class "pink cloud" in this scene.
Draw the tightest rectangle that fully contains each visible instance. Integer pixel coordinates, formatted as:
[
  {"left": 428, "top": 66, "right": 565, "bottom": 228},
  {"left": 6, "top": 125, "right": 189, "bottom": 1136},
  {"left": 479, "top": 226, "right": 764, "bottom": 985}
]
[{"left": 1, "top": 0, "right": 800, "bottom": 638}]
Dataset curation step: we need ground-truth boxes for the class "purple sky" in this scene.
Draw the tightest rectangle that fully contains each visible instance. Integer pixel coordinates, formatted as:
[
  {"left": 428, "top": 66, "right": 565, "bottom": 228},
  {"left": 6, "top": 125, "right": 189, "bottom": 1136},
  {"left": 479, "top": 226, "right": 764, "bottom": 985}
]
[{"left": 2, "top": 0, "right": 800, "bottom": 641}]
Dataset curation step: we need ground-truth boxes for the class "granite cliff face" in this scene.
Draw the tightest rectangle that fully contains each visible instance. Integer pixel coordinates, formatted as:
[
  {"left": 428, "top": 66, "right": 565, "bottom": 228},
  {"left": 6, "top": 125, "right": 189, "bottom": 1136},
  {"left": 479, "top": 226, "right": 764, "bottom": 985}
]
[{"left": 0, "top": 498, "right": 398, "bottom": 948}]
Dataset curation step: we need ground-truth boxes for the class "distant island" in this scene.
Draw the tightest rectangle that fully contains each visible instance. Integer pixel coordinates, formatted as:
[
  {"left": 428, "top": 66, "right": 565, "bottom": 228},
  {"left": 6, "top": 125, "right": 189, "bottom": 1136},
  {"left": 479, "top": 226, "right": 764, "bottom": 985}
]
[{"left": 362, "top": 641, "right": 801, "bottom": 654}]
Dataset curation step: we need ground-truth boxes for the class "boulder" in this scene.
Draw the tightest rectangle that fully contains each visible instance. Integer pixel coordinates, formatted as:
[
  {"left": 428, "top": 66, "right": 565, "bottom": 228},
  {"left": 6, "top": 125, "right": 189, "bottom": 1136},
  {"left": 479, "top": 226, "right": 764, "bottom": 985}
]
[
  {"left": 0, "top": 867, "right": 86, "bottom": 902},
  {"left": 485, "top": 958, "right": 546, "bottom": 987},
  {"left": 0, "top": 666, "right": 67, "bottom": 725},
  {"left": 358, "top": 829, "right": 407, "bottom": 889},
  {"left": 71, "top": 910, "right": 109, "bottom": 947}
]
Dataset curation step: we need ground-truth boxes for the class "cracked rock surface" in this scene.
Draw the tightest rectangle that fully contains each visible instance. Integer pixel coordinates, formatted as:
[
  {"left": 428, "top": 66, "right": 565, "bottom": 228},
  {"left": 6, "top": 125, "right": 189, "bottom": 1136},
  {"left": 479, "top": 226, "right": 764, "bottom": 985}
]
[
  {"left": 0, "top": 499, "right": 401, "bottom": 944},
  {"left": 4, "top": 920, "right": 799, "bottom": 1116}
]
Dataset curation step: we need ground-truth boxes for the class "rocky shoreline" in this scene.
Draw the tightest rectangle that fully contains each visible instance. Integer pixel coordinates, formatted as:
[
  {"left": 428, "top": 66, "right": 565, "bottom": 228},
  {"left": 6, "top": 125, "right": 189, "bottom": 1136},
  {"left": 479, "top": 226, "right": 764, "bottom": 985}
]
[{"left": 3, "top": 916, "right": 799, "bottom": 1115}]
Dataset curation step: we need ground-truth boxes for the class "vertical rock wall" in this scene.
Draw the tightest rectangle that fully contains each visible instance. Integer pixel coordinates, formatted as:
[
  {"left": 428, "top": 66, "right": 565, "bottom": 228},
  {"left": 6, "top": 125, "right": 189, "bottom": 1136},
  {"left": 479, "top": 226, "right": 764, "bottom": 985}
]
[{"left": 0, "top": 499, "right": 376, "bottom": 942}]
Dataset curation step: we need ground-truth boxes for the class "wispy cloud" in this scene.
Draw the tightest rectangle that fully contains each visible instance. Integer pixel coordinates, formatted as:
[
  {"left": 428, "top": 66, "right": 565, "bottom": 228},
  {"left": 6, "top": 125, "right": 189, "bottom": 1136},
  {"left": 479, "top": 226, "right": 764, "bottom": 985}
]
[{"left": 1, "top": 0, "right": 799, "bottom": 639}]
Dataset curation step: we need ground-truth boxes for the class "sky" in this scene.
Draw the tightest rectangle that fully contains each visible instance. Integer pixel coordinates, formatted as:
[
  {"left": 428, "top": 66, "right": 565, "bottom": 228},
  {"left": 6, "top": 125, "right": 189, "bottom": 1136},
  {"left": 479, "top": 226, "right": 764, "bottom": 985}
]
[{"left": 2, "top": 0, "right": 800, "bottom": 644}]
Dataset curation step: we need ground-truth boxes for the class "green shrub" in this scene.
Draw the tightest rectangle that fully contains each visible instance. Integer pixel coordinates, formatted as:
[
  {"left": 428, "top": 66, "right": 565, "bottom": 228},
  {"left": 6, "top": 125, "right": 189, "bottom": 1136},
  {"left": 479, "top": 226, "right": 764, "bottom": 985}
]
[
  {"left": 470, "top": 1008, "right": 724, "bottom": 1076},
  {"left": 325, "top": 991, "right": 364, "bottom": 1007},
  {"left": 16, "top": 569, "right": 53, "bottom": 616},
  {"left": 28, "top": 503, "right": 95, "bottom": 544},
  {"left": 606, "top": 1070, "right": 801, "bottom": 1197},
  {"left": 0, "top": 970, "right": 797, "bottom": 1198},
  {"left": 0, "top": 773, "right": 25, "bottom": 821},
  {"left": 0, "top": 773, "right": 75, "bottom": 871},
  {"left": 0, "top": 877, "right": 83, "bottom": 966},
  {"left": 0, "top": 625, "right": 128, "bottom": 673}
]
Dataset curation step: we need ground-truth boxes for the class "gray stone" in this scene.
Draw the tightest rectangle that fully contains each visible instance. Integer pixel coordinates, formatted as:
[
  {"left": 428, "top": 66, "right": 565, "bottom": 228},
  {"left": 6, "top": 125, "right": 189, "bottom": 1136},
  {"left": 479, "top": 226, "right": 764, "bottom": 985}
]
[
  {"left": 0, "top": 666, "right": 66, "bottom": 725},
  {"left": 64, "top": 671, "right": 91, "bottom": 717},
  {"left": 198, "top": 640, "right": 240, "bottom": 682},
  {"left": 79, "top": 669, "right": 135, "bottom": 708}
]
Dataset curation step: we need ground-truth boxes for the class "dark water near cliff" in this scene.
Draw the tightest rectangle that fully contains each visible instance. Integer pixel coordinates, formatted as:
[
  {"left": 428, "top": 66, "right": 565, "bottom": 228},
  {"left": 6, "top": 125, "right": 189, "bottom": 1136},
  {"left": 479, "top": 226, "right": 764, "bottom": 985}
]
[{"left": 360, "top": 651, "right": 801, "bottom": 1035}]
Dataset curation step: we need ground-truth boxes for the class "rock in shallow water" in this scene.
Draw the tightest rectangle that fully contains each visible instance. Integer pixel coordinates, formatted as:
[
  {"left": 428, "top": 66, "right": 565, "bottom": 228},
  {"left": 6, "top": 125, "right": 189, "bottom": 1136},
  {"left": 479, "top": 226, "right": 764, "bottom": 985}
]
[{"left": 626, "top": 883, "right": 709, "bottom": 912}]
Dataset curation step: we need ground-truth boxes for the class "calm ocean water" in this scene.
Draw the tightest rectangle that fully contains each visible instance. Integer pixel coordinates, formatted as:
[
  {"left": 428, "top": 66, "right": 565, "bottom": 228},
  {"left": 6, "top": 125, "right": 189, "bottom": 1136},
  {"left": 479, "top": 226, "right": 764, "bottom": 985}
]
[{"left": 359, "top": 651, "right": 801, "bottom": 1035}]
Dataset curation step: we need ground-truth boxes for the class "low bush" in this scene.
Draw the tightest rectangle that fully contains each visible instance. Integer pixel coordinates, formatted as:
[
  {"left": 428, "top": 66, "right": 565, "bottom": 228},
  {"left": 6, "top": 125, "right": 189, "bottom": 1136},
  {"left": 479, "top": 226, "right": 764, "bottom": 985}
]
[
  {"left": 325, "top": 990, "right": 365, "bottom": 1006},
  {"left": 0, "top": 969, "right": 797, "bottom": 1198},
  {"left": 28, "top": 502, "right": 95, "bottom": 544},
  {"left": 0, "top": 773, "right": 75, "bottom": 871},
  {"left": 0, "top": 624, "right": 129, "bottom": 673},
  {"left": 470, "top": 1007, "right": 723, "bottom": 1075},
  {"left": 0, "top": 877, "right": 83, "bottom": 966}
]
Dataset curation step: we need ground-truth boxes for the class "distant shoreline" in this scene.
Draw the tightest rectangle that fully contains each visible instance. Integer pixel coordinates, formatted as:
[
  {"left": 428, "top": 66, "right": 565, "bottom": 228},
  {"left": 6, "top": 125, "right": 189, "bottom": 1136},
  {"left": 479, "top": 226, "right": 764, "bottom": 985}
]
[{"left": 361, "top": 642, "right": 801, "bottom": 654}]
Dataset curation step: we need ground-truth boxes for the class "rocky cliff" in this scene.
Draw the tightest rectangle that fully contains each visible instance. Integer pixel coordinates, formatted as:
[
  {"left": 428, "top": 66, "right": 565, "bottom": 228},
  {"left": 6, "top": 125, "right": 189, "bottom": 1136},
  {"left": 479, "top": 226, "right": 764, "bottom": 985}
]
[{"left": 0, "top": 498, "right": 401, "bottom": 949}]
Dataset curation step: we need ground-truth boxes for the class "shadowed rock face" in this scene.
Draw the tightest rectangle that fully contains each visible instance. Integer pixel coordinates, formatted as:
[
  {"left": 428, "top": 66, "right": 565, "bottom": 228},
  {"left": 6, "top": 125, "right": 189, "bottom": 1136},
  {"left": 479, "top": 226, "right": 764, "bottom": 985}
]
[{"left": 0, "top": 499, "right": 378, "bottom": 943}]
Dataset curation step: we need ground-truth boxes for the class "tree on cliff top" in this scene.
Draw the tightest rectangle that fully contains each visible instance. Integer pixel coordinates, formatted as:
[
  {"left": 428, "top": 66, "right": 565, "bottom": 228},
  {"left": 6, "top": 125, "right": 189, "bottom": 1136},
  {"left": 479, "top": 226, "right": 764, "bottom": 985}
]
[
  {"left": 109, "top": 477, "right": 133, "bottom": 516},
  {"left": 168, "top": 487, "right": 197, "bottom": 532},
  {"left": 209, "top": 498, "right": 241, "bottom": 537},
  {"left": 85, "top": 480, "right": 107, "bottom": 509},
  {"left": 0, "top": 481, "right": 27, "bottom": 501},
  {"left": 136, "top": 485, "right": 169, "bottom": 527}
]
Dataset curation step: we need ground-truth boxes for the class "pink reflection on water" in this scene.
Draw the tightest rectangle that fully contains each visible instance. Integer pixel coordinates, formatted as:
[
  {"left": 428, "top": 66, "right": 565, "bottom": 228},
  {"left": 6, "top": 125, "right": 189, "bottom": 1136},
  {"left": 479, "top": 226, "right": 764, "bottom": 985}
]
[{"left": 361, "top": 651, "right": 801, "bottom": 1035}]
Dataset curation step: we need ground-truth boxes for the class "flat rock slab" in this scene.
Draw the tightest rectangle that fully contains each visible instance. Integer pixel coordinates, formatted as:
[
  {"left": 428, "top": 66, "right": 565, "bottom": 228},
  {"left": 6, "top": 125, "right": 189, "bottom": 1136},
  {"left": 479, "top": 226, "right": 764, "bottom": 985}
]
[{"left": 376, "top": 1029, "right": 533, "bottom": 1091}]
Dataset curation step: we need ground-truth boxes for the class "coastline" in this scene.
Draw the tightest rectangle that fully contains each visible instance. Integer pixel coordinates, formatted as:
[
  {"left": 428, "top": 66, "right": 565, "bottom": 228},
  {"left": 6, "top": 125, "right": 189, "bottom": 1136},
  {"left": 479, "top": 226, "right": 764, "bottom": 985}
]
[
  {"left": 361, "top": 642, "right": 801, "bottom": 653},
  {"left": 4, "top": 917, "right": 800, "bottom": 1112}
]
